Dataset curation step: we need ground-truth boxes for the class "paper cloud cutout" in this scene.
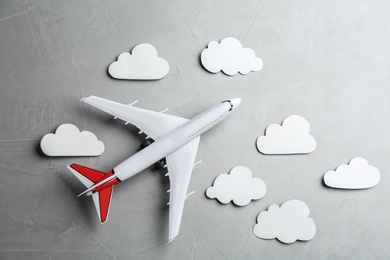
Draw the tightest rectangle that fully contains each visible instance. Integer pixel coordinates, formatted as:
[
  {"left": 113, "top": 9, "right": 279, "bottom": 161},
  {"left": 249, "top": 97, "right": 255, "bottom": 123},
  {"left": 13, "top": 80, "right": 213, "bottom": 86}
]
[
  {"left": 201, "top": 37, "right": 263, "bottom": 76},
  {"left": 40, "top": 124, "right": 105, "bottom": 156},
  {"left": 256, "top": 115, "right": 316, "bottom": 154},
  {"left": 108, "top": 43, "right": 169, "bottom": 80},
  {"left": 253, "top": 200, "right": 316, "bottom": 244},
  {"left": 324, "top": 157, "right": 380, "bottom": 189},
  {"left": 206, "top": 166, "right": 266, "bottom": 206}
]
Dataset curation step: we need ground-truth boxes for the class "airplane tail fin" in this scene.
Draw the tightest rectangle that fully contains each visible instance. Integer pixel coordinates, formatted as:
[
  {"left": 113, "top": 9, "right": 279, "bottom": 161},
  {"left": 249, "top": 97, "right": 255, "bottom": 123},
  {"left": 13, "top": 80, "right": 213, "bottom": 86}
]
[{"left": 68, "top": 164, "right": 119, "bottom": 223}]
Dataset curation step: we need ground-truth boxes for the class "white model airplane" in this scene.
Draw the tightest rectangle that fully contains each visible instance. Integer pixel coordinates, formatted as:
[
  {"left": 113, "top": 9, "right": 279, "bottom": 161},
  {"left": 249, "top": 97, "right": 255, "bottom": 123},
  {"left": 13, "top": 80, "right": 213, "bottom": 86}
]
[{"left": 68, "top": 96, "right": 241, "bottom": 242}]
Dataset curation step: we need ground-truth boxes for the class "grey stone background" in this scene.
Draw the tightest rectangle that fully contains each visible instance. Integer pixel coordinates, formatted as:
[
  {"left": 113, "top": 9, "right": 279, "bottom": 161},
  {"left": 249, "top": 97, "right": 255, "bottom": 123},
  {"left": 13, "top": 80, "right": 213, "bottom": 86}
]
[{"left": 1, "top": 0, "right": 390, "bottom": 259}]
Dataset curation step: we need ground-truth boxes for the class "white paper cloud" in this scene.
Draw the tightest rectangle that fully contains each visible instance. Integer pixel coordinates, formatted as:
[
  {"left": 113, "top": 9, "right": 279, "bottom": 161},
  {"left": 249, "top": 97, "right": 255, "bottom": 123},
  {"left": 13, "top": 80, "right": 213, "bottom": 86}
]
[
  {"left": 256, "top": 115, "right": 316, "bottom": 154},
  {"left": 40, "top": 124, "right": 105, "bottom": 156},
  {"left": 108, "top": 43, "right": 169, "bottom": 80},
  {"left": 201, "top": 37, "right": 263, "bottom": 76},
  {"left": 253, "top": 200, "right": 316, "bottom": 244},
  {"left": 206, "top": 166, "right": 266, "bottom": 206},
  {"left": 324, "top": 157, "right": 380, "bottom": 189}
]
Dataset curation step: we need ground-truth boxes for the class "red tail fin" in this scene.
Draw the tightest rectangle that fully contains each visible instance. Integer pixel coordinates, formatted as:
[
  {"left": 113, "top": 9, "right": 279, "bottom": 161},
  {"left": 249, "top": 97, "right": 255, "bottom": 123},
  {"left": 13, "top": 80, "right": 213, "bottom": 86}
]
[{"left": 68, "top": 164, "right": 119, "bottom": 223}]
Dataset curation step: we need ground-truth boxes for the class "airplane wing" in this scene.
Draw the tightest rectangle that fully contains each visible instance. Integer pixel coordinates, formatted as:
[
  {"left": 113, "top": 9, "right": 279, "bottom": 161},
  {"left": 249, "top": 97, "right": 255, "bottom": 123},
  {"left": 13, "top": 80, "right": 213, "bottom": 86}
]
[
  {"left": 82, "top": 96, "right": 188, "bottom": 140},
  {"left": 165, "top": 136, "right": 200, "bottom": 242}
]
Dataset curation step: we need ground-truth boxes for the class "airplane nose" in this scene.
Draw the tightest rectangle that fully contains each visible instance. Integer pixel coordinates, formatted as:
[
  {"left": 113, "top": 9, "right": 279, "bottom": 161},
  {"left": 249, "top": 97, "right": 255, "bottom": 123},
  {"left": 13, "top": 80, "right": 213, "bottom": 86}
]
[{"left": 230, "top": 98, "right": 241, "bottom": 109}]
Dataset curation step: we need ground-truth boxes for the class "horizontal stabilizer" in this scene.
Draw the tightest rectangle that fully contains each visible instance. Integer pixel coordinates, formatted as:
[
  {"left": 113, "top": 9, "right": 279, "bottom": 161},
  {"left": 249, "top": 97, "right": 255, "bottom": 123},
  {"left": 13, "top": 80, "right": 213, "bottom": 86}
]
[
  {"left": 68, "top": 164, "right": 106, "bottom": 188},
  {"left": 92, "top": 186, "right": 114, "bottom": 223}
]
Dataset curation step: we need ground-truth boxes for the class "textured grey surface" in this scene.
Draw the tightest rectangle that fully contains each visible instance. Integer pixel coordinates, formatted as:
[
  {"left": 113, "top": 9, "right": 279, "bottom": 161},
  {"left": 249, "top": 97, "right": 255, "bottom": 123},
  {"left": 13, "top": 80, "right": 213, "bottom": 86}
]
[{"left": 1, "top": 0, "right": 390, "bottom": 259}]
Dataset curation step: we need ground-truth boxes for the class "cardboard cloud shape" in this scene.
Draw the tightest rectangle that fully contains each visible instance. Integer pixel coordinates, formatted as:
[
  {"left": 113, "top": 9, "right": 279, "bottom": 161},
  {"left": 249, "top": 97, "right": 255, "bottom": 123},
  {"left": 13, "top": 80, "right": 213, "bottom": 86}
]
[
  {"left": 206, "top": 166, "right": 266, "bottom": 206},
  {"left": 324, "top": 157, "right": 380, "bottom": 189},
  {"left": 108, "top": 43, "right": 169, "bottom": 80},
  {"left": 253, "top": 200, "right": 316, "bottom": 244},
  {"left": 256, "top": 115, "right": 316, "bottom": 154},
  {"left": 40, "top": 124, "right": 105, "bottom": 156},
  {"left": 201, "top": 37, "right": 263, "bottom": 76}
]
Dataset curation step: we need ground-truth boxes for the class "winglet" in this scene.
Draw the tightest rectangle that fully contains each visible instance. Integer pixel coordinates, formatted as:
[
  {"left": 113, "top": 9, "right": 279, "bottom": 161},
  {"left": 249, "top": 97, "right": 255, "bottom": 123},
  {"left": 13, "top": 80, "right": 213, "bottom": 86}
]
[{"left": 80, "top": 96, "right": 93, "bottom": 102}]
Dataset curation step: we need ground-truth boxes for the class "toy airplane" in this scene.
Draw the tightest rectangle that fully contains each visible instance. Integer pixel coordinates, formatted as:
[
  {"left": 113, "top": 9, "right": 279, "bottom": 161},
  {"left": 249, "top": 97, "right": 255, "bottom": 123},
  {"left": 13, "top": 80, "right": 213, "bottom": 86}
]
[{"left": 68, "top": 96, "right": 241, "bottom": 242}]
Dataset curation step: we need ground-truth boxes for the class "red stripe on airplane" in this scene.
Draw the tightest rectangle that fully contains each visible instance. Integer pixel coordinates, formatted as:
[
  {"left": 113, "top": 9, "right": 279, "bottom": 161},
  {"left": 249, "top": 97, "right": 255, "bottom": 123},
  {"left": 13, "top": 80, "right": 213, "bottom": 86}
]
[{"left": 95, "top": 171, "right": 120, "bottom": 192}]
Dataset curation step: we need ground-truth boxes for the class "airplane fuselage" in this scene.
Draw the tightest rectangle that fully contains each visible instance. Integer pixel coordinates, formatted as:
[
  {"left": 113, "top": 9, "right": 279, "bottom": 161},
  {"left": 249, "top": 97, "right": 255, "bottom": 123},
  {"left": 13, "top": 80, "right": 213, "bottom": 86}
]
[
  {"left": 69, "top": 96, "right": 241, "bottom": 241},
  {"left": 114, "top": 99, "right": 239, "bottom": 181}
]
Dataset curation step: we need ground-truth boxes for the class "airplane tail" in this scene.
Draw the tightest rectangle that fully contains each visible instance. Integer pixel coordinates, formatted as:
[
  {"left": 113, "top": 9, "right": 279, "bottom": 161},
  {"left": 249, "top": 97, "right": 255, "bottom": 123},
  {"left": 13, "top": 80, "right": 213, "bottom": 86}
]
[{"left": 67, "top": 164, "right": 119, "bottom": 223}]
